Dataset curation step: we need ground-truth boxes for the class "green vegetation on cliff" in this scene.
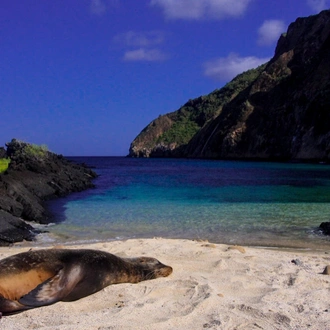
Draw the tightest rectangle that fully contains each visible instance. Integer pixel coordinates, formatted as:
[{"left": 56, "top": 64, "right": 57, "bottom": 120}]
[
  {"left": 0, "top": 158, "right": 10, "bottom": 173},
  {"left": 159, "top": 64, "right": 267, "bottom": 146},
  {"left": 7, "top": 140, "right": 49, "bottom": 161},
  {"left": 157, "top": 118, "right": 200, "bottom": 145},
  {"left": 130, "top": 63, "right": 266, "bottom": 157},
  {"left": 24, "top": 143, "right": 49, "bottom": 159}
]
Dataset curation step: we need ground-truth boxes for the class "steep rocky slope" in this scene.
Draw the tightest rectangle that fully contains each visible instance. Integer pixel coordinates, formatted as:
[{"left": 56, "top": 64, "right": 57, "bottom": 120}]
[
  {"left": 129, "top": 65, "right": 266, "bottom": 158},
  {"left": 129, "top": 10, "right": 330, "bottom": 161}
]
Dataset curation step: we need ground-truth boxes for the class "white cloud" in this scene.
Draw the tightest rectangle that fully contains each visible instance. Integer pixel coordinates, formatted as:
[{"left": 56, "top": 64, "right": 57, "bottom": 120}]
[
  {"left": 123, "top": 48, "right": 168, "bottom": 62},
  {"left": 150, "top": 0, "right": 252, "bottom": 20},
  {"left": 307, "top": 0, "right": 330, "bottom": 12},
  {"left": 115, "top": 31, "right": 168, "bottom": 62},
  {"left": 203, "top": 53, "right": 270, "bottom": 81},
  {"left": 114, "top": 31, "right": 165, "bottom": 47},
  {"left": 90, "top": 0, "right": 118, "bottom": 15},
  {"left": 90, "top": 0, "right": 107, "bottom": 15},
  {"left": 257, "top": 20, "right": 286, "bottom": 46}
]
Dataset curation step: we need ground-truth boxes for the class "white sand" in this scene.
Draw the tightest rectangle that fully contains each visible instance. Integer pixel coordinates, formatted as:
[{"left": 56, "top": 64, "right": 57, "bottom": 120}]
[{"left": 1, "top": 238, "right": 330, "bottom": 330}]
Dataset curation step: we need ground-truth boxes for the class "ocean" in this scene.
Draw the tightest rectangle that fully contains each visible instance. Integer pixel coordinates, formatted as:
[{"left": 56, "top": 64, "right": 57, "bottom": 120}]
[{"left": 43, "top": 157, "right": 330, "bottom": 249}]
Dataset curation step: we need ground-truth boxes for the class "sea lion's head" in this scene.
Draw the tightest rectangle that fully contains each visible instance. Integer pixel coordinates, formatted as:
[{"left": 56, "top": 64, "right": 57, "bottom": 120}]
[{"left": 129, "top": 257, "right": 173, "bottom": 280}]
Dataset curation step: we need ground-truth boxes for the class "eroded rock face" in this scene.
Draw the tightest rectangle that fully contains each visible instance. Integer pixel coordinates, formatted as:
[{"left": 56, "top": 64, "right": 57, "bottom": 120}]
[
  {"left": 129, "top": 10, "right": 330, "bottom": 161},
  {"left": 129, "top": 114, "right": 175, "bottom": 157},
  {"left": 0, "top": 139, "right": 97, "bottom": 245},
  {"left": 196, "top": 10, "right": 330, "bottom": 160}
]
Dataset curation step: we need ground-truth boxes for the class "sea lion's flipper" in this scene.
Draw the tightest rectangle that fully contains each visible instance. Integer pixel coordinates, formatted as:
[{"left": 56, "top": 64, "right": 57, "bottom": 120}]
[
  {"left": 19, "top": 266, "right": 83, "bottom": 307},
  {"left": 0, "top": 295, "right": 29, "bottom": 315}
]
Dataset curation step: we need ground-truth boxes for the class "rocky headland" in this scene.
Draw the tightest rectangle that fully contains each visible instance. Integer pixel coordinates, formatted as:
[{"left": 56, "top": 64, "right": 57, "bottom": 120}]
[
  {"left": 129, "top": 10, "right": 330, "bottom": 161},
  {"left": 0, "top": 139, "right": 97, "bottom": 246}
]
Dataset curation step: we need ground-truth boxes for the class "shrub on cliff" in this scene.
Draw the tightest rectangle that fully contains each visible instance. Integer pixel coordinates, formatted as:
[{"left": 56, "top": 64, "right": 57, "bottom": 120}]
[
  {"left": 5, "top": 139, "right": 52, "bottom": 172},
  {"left": 24, "top": 144, "right": 49, "bottom": 159},
  {"left": 157, "top": 119, "right": 200, "bottom": 145},
  {"left": 0, "top": 158, "right": 10, "bottom": 173}
]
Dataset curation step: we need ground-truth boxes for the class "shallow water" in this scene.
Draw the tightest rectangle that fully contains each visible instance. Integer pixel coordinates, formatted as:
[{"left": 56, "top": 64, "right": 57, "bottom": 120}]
[{"left": 44, "top": 157, "right": 330, "bottom": 249}]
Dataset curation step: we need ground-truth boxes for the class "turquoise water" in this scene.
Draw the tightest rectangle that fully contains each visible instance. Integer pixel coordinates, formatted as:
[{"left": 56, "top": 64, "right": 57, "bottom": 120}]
[{"left": 45, "top": 158, "right": 330, "bottom": 249}]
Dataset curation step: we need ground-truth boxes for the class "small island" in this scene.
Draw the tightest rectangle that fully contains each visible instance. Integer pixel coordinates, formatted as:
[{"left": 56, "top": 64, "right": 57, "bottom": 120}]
[{"left": 0, "top": 139, "right": 97, "bottom": 246}]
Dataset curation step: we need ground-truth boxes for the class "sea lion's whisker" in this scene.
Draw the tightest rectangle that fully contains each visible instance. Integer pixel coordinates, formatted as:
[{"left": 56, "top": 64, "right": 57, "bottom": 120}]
[{"left": 144, "top": 270, "right": 156, "bottom": 280}]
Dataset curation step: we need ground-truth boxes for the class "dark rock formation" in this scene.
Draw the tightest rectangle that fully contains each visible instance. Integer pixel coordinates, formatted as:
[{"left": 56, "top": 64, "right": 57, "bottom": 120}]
[
  {"left": 0, "top": 139, "right": 97, "bottom": 245},
  {"left": 129, "top": 10, "right": 330, "bottom": 161},
  {"left": 0, "top": 210, "right": 36, "bottom": 246},
  {"left": 319, "top": 222, "right": 330, "bottom": 236},
  {"left": 0, "top": 148, "right": 6, "bottom": 158}
]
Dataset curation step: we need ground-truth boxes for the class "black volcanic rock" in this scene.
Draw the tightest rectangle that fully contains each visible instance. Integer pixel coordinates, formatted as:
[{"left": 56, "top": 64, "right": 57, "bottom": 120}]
[
  {"left": 319, "top": 222, "right": 330, "bottom": 236},
  {"left": 0, "top": 139, "right": 97, "bottom": 245},
  {"left": 0, "top": 210, "right": 36, "bottom": 246},
  {"left": 0, "top": 148, "right": 6, "bottom": 158},
  {"left": 129, "top": 10, "right": 330, "bottom": 161}
]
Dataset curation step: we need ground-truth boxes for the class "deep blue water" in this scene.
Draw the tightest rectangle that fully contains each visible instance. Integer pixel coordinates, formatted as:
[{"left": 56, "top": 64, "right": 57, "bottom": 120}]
[{"left": 44, "top": 157, "right": 330, "bottom": 249}]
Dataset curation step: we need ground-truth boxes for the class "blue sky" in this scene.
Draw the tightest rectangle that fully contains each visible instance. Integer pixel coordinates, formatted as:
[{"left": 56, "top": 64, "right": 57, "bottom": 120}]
[{"left": 1, "top": 0, "right": 329, "bottom": 156}]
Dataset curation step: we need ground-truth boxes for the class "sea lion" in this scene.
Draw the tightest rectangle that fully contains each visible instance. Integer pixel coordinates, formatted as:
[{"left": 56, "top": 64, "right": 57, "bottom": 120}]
[{"left": 0, "top": 248, "right": 172, "bottom": 316}]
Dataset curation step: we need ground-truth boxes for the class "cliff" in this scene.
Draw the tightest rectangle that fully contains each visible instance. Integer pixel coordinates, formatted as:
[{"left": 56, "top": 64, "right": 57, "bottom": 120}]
[
  {"left": 129, "top": 10, "right": 330, "bottom": 161},
  {"left": 129, "top": 64, "right": 266, "bottom": 158},
  {"left": 0, "top": 139, "right": 97, "bottom": 245}
]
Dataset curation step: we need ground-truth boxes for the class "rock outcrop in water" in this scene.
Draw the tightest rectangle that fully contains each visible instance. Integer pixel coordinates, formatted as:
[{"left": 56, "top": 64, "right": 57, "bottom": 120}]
[
  {"left": 319, "top": 222, "right": 330, "bottom": 236},
  {"left": 129, "top": 10, "right": 330, "bottom": 161},
  {"left": 0, "top": 139, "right": 97, "bottom": 246}
]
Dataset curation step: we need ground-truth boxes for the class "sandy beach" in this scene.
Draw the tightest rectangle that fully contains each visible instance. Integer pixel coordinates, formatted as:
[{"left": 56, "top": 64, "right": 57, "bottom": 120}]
[{"left": 1, "top": 238, "right": 330, "bottom": 330}]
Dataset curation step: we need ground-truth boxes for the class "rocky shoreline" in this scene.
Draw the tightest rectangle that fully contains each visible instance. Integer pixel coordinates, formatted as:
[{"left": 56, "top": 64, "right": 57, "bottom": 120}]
[{"left": 0, "top": 139, "right": 97, "bottom": 246}]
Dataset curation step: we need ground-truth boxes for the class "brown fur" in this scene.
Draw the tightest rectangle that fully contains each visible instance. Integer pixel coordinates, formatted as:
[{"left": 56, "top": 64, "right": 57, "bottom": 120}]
[{"left": 0, "top": 249, "right": 172, "bottom": 316}]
